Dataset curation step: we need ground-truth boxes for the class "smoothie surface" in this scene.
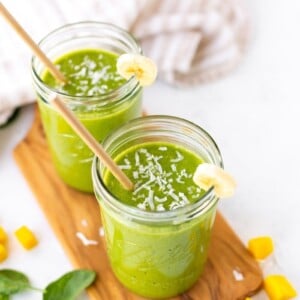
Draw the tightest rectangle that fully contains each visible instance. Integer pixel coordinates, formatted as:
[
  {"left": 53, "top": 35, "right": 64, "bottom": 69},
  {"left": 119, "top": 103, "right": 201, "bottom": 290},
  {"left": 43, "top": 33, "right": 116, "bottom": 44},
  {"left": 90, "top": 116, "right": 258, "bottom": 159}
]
[
  {"left": 38, "top": 48, "right": 142, "bottom": 192},
  {"left": 43, "top": 48, "right": 126, "bottom": 96},
  {"left": 105, "top": 142, "right": 205, "bottom": 211}
]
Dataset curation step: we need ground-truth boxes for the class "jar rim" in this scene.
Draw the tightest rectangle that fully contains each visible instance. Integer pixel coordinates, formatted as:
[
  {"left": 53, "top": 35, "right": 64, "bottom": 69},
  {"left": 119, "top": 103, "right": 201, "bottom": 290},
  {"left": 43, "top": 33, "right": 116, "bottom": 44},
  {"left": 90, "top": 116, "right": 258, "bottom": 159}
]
[
  {"left": 92, "top": 115, "right": 223, "bottom": 224},
  {"left": 31, "top": 21, "right": 142, "bottom": 105}
]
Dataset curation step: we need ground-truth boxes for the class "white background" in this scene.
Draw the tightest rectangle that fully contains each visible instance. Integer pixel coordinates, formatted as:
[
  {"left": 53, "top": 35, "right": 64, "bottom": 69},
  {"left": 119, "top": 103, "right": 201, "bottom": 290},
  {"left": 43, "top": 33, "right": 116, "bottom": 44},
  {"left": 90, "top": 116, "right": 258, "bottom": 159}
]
[{"left": 0, "top": 0, "right": 299, "bottom": 299}]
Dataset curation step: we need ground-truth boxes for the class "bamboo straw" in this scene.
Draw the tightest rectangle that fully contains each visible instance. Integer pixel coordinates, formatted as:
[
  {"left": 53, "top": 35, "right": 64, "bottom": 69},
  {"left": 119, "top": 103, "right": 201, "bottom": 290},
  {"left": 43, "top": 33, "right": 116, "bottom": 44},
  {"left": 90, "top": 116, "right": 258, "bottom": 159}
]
[
  {"left": 51, "top": 96, "right": 133, "bottom": 190},
  {"left": 0, "top": 2, "right": 66, "bottom": 84},
  {"left": 0, "top": 3, "right": 134, "bottom": 190}
]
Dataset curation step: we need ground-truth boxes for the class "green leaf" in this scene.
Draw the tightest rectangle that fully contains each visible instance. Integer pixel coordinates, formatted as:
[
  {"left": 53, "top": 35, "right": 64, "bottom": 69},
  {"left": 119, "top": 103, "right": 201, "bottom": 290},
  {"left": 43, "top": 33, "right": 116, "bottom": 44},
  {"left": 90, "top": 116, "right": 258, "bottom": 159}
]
[
  {"left": 0, "top": 294, "right": 9, "bottom": 300},
  {"left": 0, "top": 108, "right": 20, "bottom": 129},
  {"left": 43, "top": 270, "right": 96, "bottom": 300},
  {"left": 0, "top": 269, "right": 30, "bottom": 295}
]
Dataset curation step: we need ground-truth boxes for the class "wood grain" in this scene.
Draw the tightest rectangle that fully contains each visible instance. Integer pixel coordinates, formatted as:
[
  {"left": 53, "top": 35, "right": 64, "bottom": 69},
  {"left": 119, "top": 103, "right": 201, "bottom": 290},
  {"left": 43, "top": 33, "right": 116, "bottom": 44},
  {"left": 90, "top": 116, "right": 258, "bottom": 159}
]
[{"left": 13, "top": 107, "right": 263, "bottom": 300}]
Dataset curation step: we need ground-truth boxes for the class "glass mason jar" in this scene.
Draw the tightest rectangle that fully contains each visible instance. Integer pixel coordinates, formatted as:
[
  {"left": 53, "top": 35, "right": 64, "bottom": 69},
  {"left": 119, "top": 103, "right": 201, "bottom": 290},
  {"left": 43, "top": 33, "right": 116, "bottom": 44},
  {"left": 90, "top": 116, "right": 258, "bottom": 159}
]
[
  {"left": 92, "top": 116, "right": 223, "bottom": 299},
  {"left": 32, "top": 22, "right": 142, "bottom": 192}
]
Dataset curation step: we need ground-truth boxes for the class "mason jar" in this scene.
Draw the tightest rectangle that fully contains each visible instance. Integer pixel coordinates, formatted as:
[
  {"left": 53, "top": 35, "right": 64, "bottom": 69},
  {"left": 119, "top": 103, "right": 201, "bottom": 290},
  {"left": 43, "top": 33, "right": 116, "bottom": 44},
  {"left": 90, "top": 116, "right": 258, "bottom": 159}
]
[
  {"left": 92, "top": 116, "right": 223, "bottom": 298},
  {"left": 32, "top": 22, "right": 142, "bottom": 192}
]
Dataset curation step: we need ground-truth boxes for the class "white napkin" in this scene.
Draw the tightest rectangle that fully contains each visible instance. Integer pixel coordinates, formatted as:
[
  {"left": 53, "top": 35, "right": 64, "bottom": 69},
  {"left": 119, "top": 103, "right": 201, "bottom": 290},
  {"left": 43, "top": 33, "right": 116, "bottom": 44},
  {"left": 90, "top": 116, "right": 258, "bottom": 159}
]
[{"left": 0, "top": 0, "right": 248, "bottom": 125}]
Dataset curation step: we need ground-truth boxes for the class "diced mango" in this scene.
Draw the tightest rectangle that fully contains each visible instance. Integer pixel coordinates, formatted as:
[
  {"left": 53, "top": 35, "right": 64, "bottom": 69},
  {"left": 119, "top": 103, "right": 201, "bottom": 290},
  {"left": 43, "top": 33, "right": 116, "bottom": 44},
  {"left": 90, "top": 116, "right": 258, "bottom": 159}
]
[
  {"left": 245, "top": 297, "right": 252, "bottom": 300},
  {"left": 15, "top": 226, "right": 38, "bottom": 250},
  {"left": 0, "top": 226, "right": 7, "bottom": 244},
  {"left": 0, "top": 244, "right": 8, "bottom": 262},
  {"left": 264, "top": 275, "right": 297, "bottom": 300},
  {"left": 248, "top": 236, "right": 274, "bottom": 260}
]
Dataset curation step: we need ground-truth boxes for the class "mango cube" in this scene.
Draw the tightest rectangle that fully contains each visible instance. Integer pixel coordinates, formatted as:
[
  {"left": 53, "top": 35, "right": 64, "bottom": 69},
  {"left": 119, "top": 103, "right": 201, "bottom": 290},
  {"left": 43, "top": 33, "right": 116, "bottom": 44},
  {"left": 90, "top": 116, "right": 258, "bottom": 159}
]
[
  {"left": 264, "top": 275, "right": 297, "bottom": 300},
  {"left": 248, "top": 236, "right": 274, "bottom": 260},
  {"left": 15, "top": 226, "right": 38, "bottom": 250},
  {"left": 0, "top": 244, "right": 8, "bottom": 262},
  {"left": 0, "top": 226, "right": 7, "bottom": 244}
]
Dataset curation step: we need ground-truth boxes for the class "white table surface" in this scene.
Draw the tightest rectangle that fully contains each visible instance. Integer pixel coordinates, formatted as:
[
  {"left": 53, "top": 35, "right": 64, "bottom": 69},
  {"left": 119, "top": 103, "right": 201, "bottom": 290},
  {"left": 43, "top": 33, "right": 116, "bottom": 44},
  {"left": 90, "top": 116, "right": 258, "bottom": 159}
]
[{"left": 1, "top": 0, "right": 300, "bottom": 299}]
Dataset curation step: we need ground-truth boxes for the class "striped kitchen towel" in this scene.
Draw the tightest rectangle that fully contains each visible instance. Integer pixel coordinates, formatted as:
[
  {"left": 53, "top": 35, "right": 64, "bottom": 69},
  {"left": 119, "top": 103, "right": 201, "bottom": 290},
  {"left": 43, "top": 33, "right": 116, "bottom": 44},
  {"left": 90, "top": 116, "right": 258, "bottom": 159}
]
[{"left": 0, "top": 0, "right": 248, "bottom": 125}]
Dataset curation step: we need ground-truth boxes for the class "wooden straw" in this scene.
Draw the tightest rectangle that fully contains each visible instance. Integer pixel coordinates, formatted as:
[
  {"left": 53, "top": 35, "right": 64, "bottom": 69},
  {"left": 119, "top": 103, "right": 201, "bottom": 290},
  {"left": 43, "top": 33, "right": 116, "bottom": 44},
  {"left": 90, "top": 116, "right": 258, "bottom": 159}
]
[
  {"left": 0, "top": 2, "right": 66, "bottom": 84},
  {"left": 0, "top": 3, "right": 134, "bottom": 190},
  {"left": 51, "top": 96, "right": 134, "bottom": 190}
]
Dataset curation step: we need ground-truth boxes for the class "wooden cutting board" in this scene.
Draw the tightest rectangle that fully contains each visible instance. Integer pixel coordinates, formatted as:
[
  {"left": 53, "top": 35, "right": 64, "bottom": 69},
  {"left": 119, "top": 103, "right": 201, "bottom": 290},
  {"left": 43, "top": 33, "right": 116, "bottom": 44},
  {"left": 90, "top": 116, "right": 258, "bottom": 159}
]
[{"left": 13, "top": 107, "right": 263, "bottom": 300}]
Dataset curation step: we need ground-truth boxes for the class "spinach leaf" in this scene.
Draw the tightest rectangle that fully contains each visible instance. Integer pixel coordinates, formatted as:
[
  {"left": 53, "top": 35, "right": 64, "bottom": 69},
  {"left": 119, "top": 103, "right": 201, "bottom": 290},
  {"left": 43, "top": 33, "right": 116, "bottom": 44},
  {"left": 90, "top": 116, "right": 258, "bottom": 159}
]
[
  {"left": 0, "top": 269, "right": 30, "bottom": 296},
  {"left": 0, "top": 108, "right": 20, "bottom": 129},
  {"left": 43, "top": 269, "right": 96, "bottom": 300}
]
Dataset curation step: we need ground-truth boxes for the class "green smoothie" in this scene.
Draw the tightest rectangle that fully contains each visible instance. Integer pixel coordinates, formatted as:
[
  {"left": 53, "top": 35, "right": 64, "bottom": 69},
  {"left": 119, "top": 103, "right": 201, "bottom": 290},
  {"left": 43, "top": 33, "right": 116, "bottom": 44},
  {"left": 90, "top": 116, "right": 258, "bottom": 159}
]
[
  {"left": 100, "top": 141, "right": 217, "bottom": 298},
  {"left": 37, "top": 49, "right": 142, "bottom": 192}
]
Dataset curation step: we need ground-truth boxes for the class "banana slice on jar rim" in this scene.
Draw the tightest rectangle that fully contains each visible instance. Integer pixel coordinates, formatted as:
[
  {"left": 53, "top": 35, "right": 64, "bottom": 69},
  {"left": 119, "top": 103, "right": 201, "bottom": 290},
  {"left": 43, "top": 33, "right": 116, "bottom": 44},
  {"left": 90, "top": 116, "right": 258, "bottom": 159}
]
[
  {"left": 117, "top": 53, "right": 157, "bottom": 86},
  {"left": 193, "top": 163, "right": 236, "bottom": 198}
]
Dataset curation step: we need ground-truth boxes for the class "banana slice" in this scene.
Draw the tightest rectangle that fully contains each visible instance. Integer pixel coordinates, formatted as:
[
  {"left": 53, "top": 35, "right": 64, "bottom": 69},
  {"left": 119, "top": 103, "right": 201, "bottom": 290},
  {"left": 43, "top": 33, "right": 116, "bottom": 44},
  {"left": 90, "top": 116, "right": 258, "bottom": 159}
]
[
  {"left": 193, "top": 163, "right": 236, "bottom": 198},
  {"left": 117, "top": 53, "right": 157, "bottom": 86}
]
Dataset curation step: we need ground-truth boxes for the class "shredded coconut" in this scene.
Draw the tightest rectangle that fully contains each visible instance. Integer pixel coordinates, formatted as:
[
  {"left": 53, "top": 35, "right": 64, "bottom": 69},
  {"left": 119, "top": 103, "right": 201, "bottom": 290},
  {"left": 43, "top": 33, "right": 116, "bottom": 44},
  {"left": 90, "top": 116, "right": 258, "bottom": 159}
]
[
  {"left": 158, "top": 147, "right": 167, "bottom": 151},
  {"left": 232, "top": 268, "right": 244, "bottom": 281},
  {"left": 99, "top": 227, "right": 105, "bottom": 237},
  {"left": 170, "top": 151, "right": 184, "bottom": 163},
  {"left": 81, "top": 219, "right": 88, "bottom": 227},
  {"left": 118, "top": 145, "right": 197, "bottom": 211},
  {"left": 76, "top": 232, "right": 98, "bottom": 246}
]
